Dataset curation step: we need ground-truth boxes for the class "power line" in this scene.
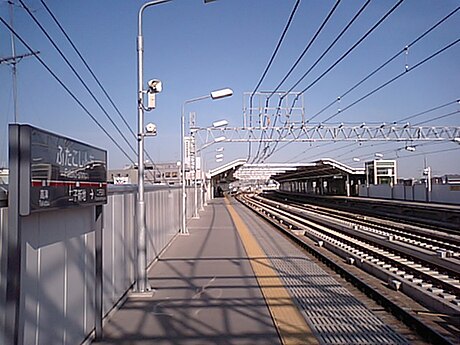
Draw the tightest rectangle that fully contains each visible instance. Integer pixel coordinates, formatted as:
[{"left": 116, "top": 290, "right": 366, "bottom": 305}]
[
  {"left": 19, "top": 0, "right": 137, "bottom": 158},
  {"left": 259, "top": 0, "right": 403, "bottom": 163},
  {"left": 322, "top": 37, "right": 460, "bottom": 123},
  {"left": 414, "top": 110, "right": 460, "bottom": 126},
  {"left": 285, "top": 0, "right": 371, "bottom": 97},
  {"left": 268, "top": 0, "right": 342, "bottom": 99},
  {"left": 0, "top": 16, "right": 135, "bottom": 163},
  {"left": 396, "top": 99, "right": 459, "bottom": 123},
  {"left": 253, "top": 0, "right": 342, "bottom": 163},
  {"left": 248, "top": 0, "right": 301, "bottom": 162},
  {"left": 39, "top": 0, "right": 136, "bottom": 139},
  {"left": 22, "top": 0, "right": 165, "bottom": 182},
  {"left": 298, "top": 0, "right": 404, "bottom": 99},
  {"left": 38, "top": 0, "right": 166, "bottom": 183},
  {"left": 250, "top": 0, "right": 301, "bottom": 99},
  {"left": 261, "top": 0, "right": 368, "bottom": 161},
  {"left": 310, "top": 5, "right": 459, "bottom": 123}
]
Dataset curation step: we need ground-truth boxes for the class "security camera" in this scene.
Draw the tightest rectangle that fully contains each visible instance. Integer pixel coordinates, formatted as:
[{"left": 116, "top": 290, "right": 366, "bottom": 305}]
[
  {"left": 147, "top": 79, "right": 162, "bottom": 93},
  {"left": 145, "top": 123, "right": 157, "bottom": 135}
]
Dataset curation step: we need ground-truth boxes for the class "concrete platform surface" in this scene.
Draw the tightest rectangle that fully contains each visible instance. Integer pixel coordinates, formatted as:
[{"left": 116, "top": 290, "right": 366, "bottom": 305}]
[{"left": 92, "top": 199, "right": 282, "bottom": 345}]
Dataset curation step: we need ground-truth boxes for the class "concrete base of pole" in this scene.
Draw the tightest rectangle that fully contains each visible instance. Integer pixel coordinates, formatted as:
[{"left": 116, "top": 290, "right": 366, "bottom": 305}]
[{"left": 130, "top": 291, "right": 155, "bottom": 298}]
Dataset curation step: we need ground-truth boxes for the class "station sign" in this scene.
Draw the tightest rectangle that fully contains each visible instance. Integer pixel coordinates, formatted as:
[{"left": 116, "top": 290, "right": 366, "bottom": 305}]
[{"left": 10, "top": 124, "right": 107, "bottom": 215}]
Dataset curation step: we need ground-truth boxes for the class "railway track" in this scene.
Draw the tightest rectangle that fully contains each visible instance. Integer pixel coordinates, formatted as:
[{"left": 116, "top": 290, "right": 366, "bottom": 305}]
[
  {"left": 237, "top": 193, "right": 460, "bottom": 344},
  {"left": 272, "top": 191, "right": 460, "bottom": 234}
]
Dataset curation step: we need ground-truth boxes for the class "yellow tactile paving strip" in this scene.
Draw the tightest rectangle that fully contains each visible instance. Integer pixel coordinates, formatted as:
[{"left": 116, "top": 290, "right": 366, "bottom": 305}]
[{"left": 225, "top": 198, "right": 319, "bottom": 345}]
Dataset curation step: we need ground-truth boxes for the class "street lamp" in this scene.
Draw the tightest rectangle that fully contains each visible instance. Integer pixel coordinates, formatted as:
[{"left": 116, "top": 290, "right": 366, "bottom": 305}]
[
  {"left": 136, "top": 0, "right": 174, "bottom": 293},
  {"left": 212, "top": 119, "right": 229, "bottom": 128},
  {"left": 135, "top": 0, "right": 221, "bottom": 294},
  {"left": 214, "top": 136, "right": 226, "bottom": 143},
  {"left": 181, "top": 88, "right": 233, "bottom": 234}
]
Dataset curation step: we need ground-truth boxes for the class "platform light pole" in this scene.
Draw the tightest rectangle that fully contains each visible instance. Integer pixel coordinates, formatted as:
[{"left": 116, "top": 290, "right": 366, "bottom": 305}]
[
  {"left": 181, "top": 89, "right": 233, "bottom": 234},
  {"left": 136, "top": 0, "right": 173, "bottom": 293},
  {"left": 136, "top": 0, "right": 223, "bottom": 292}
]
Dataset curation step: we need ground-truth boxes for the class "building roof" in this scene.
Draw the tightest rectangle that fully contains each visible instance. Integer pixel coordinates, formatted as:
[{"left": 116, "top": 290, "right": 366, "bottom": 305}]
[
  {"left": 234, "top": 163, "right": 312, "bottom": 181},
  {"left": 271, "top": 158, "right": 365, "bottom": 183},
  {"left": 208, "top": 159, "right": 247, "bottom": 178}
]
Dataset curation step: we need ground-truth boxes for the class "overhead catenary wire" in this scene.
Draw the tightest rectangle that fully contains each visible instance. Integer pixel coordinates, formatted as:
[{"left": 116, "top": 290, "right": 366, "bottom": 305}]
[
  {"left": 295, "top": 0, "right": 405, "bottom": 107},
  {"left": 263, "top": 22, "right": 460, "bottom": 163},
  {"left": 310, "top": 6, "right": 460, "bottom": 123},
  {"left": 342, "top": 141, "right": 456, "bottom": 164},
  {"left": 253, "top": 0, "right": 342, "bottom": 163},
  {"left": 396, "top": 99, "right": 459, "bottom": 123},
  {"left": 384, "top": 146, "right": 460, "bottom": 160},
  {"left": 248, "top": 0, "right": 301, "bottom": 162},
  {"left": 284, "top": 141, "right": 335, "bottom": 163},
  {"left": 0, "top": 16, "right": 135, "bottom": 163},
  {"left": 268, "top": 0, "right": 342, "bottom": 100},
  {"left": 284, "top": 0, "right": 372, "bottom": 99},
  {"left": 413, "top": 110, "right": 460, "bottom": 126},
  {"left": 294, "top": 142, "right": 357, "bottom": 162},
  {"left": 250, "top": 0, "right": 301, "bottom": 101},
  {"left": 263, "top": 97, "right": 460, "bottom": 162},
  {"left": 321, "top": 37, "right": 460, "bottom": 123},
  {"left": 259, "top": 0, "right": 371, "bottom": 163}
]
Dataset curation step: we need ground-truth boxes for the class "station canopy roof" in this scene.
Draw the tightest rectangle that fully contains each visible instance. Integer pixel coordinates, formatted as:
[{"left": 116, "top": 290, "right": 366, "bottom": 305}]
[
  {"left": 270, "top": 158, "right": 365, "bottom": 183},
  {"left": 208, "top": 159, "right": 247, "bottom": 180},
  {"left": 208, "top": 158, "right": 364, "bottom": 184},
  {"left": 208, "top": 160, "right": 312, "bottom": 183},
  {"left": 234, "top": 163, "right": 313, "bottom": 181}
]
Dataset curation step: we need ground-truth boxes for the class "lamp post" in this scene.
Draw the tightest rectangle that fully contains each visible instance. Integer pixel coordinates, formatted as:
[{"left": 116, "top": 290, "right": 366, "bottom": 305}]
[
  {"left": 136, "top": 0, "right": 172, "bottom": 293},
  {"left": 181, "top": 89, "right": 232, "bottom": 234},
  {"left": 137, "top": 0, "right": 224, "bottom": 291}
]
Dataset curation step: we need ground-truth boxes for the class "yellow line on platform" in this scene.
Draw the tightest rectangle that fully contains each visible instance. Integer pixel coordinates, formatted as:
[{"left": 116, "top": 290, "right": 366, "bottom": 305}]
[{"left": 225, "top": 198, "right": 319, "bottom": 345}]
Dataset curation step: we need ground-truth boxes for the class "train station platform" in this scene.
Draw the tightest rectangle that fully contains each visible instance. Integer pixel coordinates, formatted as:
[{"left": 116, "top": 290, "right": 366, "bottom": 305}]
[{"left": 93, "top": 198, "right": 409, "bottom": 345}]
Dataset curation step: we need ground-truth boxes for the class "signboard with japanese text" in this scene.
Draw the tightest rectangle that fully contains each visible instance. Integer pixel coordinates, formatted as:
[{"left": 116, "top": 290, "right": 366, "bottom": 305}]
[{"left": 10, "top": 124, "right": 107, "bottom": 214}]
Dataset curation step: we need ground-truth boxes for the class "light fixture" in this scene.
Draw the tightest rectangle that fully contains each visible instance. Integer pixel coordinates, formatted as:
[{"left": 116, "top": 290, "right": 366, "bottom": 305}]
[
  {"left": 210, "top": 88, "right": 233, "bottom": 100},
  {"left": 214, "top": 136, "right": 226, "bottom": 143},
  {"left": 212, "top": 119, "right": 229, "bottom": 128},
  {"left": 215, "top": 153, "right": 224, "bottom": 159},
  {"left": 405, "top": 146, "right": 416, "bottom": 152},
  {"left": 216, "top": 147, "right": 224, "bottom": 152}
]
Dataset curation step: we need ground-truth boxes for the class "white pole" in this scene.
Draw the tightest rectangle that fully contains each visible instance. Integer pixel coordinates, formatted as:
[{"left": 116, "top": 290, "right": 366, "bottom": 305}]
[{"left": 136, "top": 0, "right": 172, "bottom": 292}]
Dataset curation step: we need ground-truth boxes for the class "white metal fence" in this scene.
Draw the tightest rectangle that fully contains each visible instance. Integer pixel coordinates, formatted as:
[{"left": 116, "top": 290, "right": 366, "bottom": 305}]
[
  {"left": 359, "top": 183, "right": 460, "bottom": 204},
  {"left": 0, "top": 185, "right": 201, "bottom": 345}
]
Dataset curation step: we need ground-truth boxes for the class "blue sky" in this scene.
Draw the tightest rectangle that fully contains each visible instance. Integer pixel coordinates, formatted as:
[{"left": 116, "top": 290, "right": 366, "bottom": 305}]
[{"left": 1, "top": 0, "right": 459, "bottom": 178}]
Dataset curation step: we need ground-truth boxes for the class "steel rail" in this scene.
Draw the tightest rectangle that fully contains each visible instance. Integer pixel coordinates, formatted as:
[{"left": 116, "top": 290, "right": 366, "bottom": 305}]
[
  {"left": 239, "top": 195, "right": 460, "bottom": 314},
  {"left": 258, "top": 194, "right": 460, "bottom": 259},
  {"left": 236, "top": 194, "right": 457, "bottom": 344}
]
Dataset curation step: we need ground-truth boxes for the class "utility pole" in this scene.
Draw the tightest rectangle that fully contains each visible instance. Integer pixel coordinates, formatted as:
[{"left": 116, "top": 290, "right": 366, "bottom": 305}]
[{"left": 1, "top": 1, "right": 40, "bottom": 123}]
